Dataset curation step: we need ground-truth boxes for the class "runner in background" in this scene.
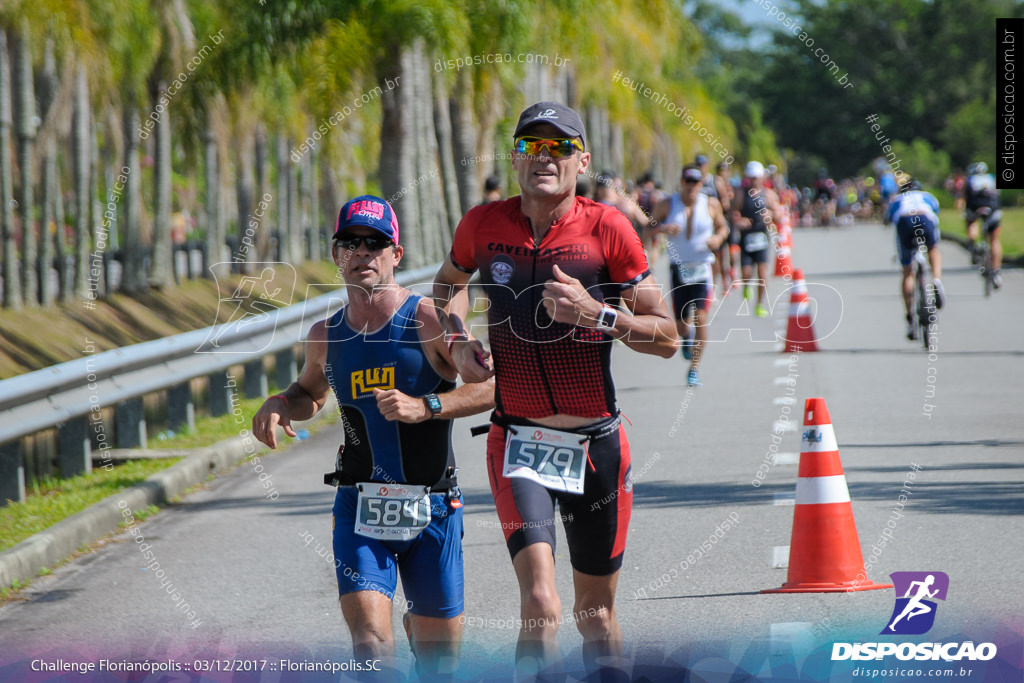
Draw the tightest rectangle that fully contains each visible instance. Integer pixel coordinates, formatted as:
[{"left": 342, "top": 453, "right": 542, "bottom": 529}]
[
  {"left": 733, "top": 161, "right": 782, "bottom": 317},
  {"left": 652, "top": 164, "right": 730, "bottom": 387}
]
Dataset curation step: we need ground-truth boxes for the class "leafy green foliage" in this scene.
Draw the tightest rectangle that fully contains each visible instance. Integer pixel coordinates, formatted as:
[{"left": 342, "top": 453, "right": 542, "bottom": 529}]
[{"left": 747, "top": 0, "right": 1023, "bottom": 176}]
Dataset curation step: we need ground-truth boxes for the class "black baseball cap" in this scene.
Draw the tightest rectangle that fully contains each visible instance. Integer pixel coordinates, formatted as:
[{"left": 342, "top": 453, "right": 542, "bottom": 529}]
[{"left": 514, "top": 102, "right": 587, "bottom": 150}]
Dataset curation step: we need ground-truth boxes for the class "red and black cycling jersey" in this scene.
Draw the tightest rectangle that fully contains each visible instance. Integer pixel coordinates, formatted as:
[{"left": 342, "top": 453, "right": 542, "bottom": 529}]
[{"left": 450, "top": 196, "right": 649, "bottom": 420}]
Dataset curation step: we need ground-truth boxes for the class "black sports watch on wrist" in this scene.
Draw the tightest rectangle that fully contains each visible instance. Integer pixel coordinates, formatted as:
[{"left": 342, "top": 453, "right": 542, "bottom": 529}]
[{"left": 423, "top": 393, "right": 443, "bottom": 419}]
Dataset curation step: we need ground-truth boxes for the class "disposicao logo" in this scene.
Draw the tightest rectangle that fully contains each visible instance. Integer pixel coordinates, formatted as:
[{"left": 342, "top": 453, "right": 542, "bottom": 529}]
[
  {"left": 831, "top": 571, "right": 997, "bottom": 662},
  {"left": 882, "top": 571, "right": 949, "bottom": 635}
]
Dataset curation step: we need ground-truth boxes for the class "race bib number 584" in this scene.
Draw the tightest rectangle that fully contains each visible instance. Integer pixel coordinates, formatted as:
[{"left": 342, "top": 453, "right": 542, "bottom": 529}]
[
  {"left": 355, "top": 483, "right": 430, "bottom": 540},
  {"left": 503, "top": 428, "right": 588, "bottom": 494}
]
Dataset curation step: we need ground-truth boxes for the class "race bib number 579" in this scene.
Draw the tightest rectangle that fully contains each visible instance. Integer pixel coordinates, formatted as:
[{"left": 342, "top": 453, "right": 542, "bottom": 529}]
[{"left": 503, "top": 428, "right": 588, "bottom": 494}]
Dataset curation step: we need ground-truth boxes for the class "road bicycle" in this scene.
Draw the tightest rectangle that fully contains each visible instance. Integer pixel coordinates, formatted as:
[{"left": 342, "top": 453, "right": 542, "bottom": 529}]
[{"left": 972, "top": 207, "right": 1001, "bottom": 297}]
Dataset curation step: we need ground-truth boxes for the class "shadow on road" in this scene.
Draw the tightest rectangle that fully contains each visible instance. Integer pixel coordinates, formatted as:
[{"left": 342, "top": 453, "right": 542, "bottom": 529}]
[
  {"left": 844, "top": 441, "right": 1024, "bottom": 451},
  {"left": 167, "top": 491, "right": 331, "bottom": 517},
  {"left": 847, "top": 481, "right": 1024, "bottom": 516},
  {"left": 819, "top": 348, "right": 1024, "bottom": 357},
  {"left": 636, "top": 590, "right": 761, "bottom": 601},
  {"left": 632, "top": 481, "right": 789, "bottom": 509}
]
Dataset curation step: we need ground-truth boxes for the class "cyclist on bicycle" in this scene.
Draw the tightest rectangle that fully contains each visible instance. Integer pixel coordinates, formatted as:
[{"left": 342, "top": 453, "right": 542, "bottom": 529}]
[
  {"left": 964, "top": 162, "right": 1003, "bottom": 288},
  {"left": 885, "top": 178, "right": 945, "bottom": 340}
]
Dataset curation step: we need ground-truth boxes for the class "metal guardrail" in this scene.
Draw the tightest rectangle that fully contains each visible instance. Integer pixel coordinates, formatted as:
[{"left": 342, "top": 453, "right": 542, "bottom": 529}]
[{"left": 0, "top": 264, "right": 442, "bottom": 502}]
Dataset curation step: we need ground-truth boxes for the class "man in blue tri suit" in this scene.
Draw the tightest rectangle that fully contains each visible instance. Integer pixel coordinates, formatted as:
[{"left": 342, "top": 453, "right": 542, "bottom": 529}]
[
  {"left": 884, "top": 178, "right": 946, "bottom": 340},
  {"left": 252, "top": 195, "right": 494, "bottom": 677}
]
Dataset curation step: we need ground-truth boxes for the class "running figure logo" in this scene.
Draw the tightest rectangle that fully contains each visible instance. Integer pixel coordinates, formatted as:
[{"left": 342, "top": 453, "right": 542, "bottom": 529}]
[
  {"left": 197, "top": 263, "right": 296, "bottom": 353},
  {"left": 881, "top": 571, "right": 949, "bottom": 635}
]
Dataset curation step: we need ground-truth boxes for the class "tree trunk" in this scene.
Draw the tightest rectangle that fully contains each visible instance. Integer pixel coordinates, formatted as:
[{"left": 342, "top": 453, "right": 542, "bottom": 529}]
[
  {"left": 275, "top": 131, "right": 290, "bottom": 264},
  {"left": 121, "top": 103, "right": 144, "bottom": 293},
  {"left": 13, "top": 23, "right": 37, "bottom": 305},
  {"left": 380, "top": 46, "right": 421, "bottom": 267},
  {"left": 475, "top": 79, "right": 504, "bottom": 199},
  {"left": 91, "top": 119, "right": 108, "bottom": 298},
  {"left": 0, "top": 29, "right": 19, "bottom": 309},
  {"left": 450, "top": 71, "right": 479, "bottom": 213},
  {"left": 288, "top": 146, "right": 300, "bottom": 265},
  {"left": 235, "top": 127, "right": 255, "bottom": 274},
  {"left": 72, "top": 65, "right": 90, "bottom": 299},
  {"left": 409, "top": 41, "right": 441, "bottom": 263},
  {"left": 306, "top": 149, "right": 320, "bottom": 262},
  {"left": 40, "top": 138, "right": 55, "bottom": 305},
  {"left": 203, "top": 128, "right": 218, "bottom": 278},
  {"left": 432, "top": 67, "right": 461, "bottom": 237},
  {"left": 38, "top": 40, "right": 57, "bottom": 306},
  {"left": 320, "top": 154, "right": 339, "bottom": 241},
  {"left": 150, "top": 81, "right": 173, "bottom": 288},
  {"left": 299, "top": 144, "right": 312, "bottom": 262},
  {"left": 254, "top": 124, "right": 271, "bottom": 262}
]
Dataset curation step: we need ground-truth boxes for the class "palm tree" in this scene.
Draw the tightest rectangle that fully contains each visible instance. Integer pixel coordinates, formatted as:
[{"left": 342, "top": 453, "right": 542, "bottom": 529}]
[
  {"left": 37, "top": 39, "right": 58, "bottom": 306},
  {"left": 11, "top": 20, "right": 36, "bottom": 305},
  {"left": 149, "top": 0, "right": 196, "bottom": 288},
  {"left": 71, "top": 65, "right": 89, "bottom": 300},
  {"left": 0, "top": 28, "right": 19, "bottom": 309}
]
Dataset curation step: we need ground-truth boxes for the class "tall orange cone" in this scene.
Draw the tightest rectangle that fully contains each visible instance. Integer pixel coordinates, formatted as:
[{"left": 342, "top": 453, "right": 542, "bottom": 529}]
[
  {"left": 763, "top": 398, "right": 893, "bottom": 593},
  {"left": 783, "top": 269, "right": 818, "bottom": 352},
  {"left": 774, "top": 210, "right": 794, "bottom": 277},
  {"left": 774, "top": 235, "right": 793, "bottom": 277}
]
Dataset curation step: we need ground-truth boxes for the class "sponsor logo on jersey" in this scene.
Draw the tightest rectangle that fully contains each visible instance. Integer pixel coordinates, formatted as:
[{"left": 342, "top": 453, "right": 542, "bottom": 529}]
[
  {"left": 351, "top": 366, "right": 395, "bottom": 399},
  {"left": 491, "top": 257, "right": 514, "bottom": 284}
]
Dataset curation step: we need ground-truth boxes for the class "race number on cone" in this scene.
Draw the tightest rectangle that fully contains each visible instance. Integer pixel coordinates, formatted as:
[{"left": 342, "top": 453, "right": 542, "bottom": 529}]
[
  {"left": 783, "top": 269, "right": 818, "bottom": 352},
  {"left": 762, "top": 398, "right": 892, "bottom": 593}
]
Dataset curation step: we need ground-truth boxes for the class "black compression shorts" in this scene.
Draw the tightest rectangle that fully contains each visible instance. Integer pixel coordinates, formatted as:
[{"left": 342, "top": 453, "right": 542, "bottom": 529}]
[{"left": 486, "top": 415, "right": 632, "bottom": 576}]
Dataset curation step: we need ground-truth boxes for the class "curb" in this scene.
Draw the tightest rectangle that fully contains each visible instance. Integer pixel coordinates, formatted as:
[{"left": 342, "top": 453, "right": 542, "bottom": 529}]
[{"left": 0, "top": 401, "right": 338, "bottom": 591}]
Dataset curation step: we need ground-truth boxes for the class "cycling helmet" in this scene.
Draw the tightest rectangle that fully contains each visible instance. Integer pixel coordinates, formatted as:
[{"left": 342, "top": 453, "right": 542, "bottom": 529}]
[
  {"left": 973, "top": 161, "right": 988, "bottom": 175},
  {"left": 899, "top": 177, "right": 922, "bottom": 193}
]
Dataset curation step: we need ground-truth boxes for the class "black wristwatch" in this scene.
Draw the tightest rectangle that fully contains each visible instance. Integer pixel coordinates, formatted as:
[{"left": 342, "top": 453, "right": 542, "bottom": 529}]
[{"left": 423, "top": 393, "right": 443, "bottom": 419}]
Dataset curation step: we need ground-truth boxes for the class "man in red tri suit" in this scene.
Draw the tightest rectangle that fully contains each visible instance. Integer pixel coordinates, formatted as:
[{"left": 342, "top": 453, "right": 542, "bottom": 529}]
[{"left": 433, "top": 102, "right": 677, "bottom": 679}]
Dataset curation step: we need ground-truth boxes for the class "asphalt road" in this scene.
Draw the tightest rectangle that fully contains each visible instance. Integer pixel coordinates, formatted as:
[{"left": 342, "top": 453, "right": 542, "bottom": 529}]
[{"left": 1, "top": 223, "right": 1021, "bottom": 681}]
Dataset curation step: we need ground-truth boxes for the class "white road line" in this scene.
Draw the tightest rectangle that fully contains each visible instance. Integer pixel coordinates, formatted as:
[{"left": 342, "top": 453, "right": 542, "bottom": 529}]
[
  {"left": 773, "top": 493, "right": 795, "bottom": 506},
  {"left": 772, "top": 546, "right": 790, "bottom": 568},
  {"left": 771, "top": 452, "right": 799, "bottom": 465}
]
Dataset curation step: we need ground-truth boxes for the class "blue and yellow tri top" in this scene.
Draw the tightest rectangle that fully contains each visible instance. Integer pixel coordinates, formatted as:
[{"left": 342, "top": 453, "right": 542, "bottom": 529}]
[{"left": 324, "top": 293, "right": 456, "bottom": 489}]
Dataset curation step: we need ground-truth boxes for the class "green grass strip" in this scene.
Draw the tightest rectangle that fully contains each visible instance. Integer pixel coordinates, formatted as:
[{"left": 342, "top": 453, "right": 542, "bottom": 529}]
[
  {"left": 0, "top": 460, "right": 180, "bottom": 552},
  {"left": 938, "top": 206, "right": 1024, "bottom": 258}
]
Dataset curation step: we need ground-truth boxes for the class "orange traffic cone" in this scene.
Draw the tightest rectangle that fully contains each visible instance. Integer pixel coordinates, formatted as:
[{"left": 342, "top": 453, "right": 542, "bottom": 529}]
[
  {"left": 774, "top": 213, "right": 794, "bottom": 277},
  {"left": 783, "top": 269, "right": 818, "bottom": 352},
  {"left": 774, "top": 238, "right": 793, "bottom": 278},
  {"left": 763, "top": 398, "right": 893, "bottom": 593}
]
